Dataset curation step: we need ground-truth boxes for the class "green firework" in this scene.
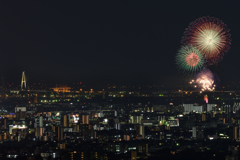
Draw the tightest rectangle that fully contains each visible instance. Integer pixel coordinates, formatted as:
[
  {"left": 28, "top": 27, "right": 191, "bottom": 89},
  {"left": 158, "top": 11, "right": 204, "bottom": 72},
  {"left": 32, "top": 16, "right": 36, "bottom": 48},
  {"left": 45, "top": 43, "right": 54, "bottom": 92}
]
[{"left": 176, "top": 45, "right": 204, "bottom": 74}]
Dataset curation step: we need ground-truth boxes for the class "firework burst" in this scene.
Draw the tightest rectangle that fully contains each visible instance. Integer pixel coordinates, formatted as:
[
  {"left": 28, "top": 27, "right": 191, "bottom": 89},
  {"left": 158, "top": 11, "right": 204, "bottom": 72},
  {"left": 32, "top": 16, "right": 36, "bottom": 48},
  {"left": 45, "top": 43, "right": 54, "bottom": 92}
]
[
  {"left": 176, "top": 45, "right": 204, "bottom": 74},
  {"left": 191, "top": 68, "right": 217, "bottom": 92},
  {"left": 182, "top": 16, "right": 231, "bottom": 65}
]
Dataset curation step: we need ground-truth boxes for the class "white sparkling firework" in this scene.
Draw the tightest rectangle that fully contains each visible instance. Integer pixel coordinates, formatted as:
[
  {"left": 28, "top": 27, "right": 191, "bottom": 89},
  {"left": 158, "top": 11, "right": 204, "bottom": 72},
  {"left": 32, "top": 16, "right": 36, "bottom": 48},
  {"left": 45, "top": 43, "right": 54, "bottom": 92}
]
[
  {"left": 182, "top": 16, "right": 231, "bottom": 65},
  {"left": 193, "top": 25, "right": 223, "bottom": 58},
  {"left": 190, "top": 69, "right": 216, "bottom": 91}
]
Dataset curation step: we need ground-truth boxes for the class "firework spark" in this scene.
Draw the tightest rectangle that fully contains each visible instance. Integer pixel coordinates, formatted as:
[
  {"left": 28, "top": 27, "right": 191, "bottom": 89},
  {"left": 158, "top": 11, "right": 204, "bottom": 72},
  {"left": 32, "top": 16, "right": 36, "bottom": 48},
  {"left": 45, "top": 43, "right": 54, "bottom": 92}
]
[
  {"left": 176, "top": 45, "right": 204, "bottom": 74},
  {"left": 194, "top": 69, "right": 216, "bottom": 91},
  {"left": 182, "top": 16, "right": 231, "bottom": 65}
]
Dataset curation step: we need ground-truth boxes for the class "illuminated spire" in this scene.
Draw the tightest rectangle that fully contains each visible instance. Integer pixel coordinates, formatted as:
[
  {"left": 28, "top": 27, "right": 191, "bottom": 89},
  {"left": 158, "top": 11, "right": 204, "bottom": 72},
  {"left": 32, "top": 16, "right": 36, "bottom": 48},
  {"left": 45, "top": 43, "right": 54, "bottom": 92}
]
[{"left": 21, "top": 71, "right": 26, "bottom": 90}]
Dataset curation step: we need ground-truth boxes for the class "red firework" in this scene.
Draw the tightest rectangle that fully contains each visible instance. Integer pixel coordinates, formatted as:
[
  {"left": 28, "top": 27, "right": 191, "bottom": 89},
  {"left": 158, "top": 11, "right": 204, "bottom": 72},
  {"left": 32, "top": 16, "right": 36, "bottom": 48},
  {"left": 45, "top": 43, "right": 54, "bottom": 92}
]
[
  {"left": 182, "top": 16, "right": 231, "bottom": 65},
  {"left": 185, "top": 53, "right": 199, "bottom": 66}
]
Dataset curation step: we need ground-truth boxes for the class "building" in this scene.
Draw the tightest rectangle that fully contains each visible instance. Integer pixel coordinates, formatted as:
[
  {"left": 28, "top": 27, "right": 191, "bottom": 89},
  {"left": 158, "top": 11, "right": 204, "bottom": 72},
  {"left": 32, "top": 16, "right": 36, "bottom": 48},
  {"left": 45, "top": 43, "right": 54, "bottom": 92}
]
[
  {"left": 52, "top": 85, "right": 71, "bottom": 93},
  {"left": 63, "top": 115, "right": 68, "bottom": 127},
  {"left": 114, "top": 123, "right": 120, "bottom": 130},
  {"left": 35, "top": 127, "right": 44, "bottom": 138},
  {"left": 129, "top": 116, "right": 143, "bottom": 124},
  {"left": 192, "top": 105, "right": 203, "bottom": 113},
  {"left": 39, "top": 116, "right": 43, "bottom": 127},
  {"left": 233, "top": 126, "right": 237, "bottom": 140},
  {"left": 56, "top": 126, "right": 64, "bottom": 141},
  {"left": 183, "top": 104, "right": 193, "bottom": 114},
  {"left": 135, "top": 125, "right": 145, "bottom": 139},
  {"left": 202, "top": 114, "right": 206, "bottom": 121},
  {"left": 82, "top": 115, "right": 89, "bottom": 124},
  {"left": 183, "top": 104, "right": 203, "bottom": 114},
  {"left": 207, "top": 104, "right": 215, "bottom": 112},
  {"left": 131, "top": 150, "right": 137, "bottom": 160}
]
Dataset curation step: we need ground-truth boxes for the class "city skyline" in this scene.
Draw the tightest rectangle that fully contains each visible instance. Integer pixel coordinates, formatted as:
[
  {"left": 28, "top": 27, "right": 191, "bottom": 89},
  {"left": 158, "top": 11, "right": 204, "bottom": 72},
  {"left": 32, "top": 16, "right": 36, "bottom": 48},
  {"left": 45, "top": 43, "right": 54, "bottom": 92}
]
[{"left": 0, "top": 1, "right": 240, "bottom": 159}]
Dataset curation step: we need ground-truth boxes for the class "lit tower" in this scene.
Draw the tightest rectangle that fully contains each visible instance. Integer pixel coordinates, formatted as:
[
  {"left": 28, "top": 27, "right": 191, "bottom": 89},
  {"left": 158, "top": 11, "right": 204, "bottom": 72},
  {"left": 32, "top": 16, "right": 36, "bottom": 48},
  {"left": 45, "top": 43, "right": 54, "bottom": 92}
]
[{"left": 21, "top": 71, "right": 26, "bottom": 90}]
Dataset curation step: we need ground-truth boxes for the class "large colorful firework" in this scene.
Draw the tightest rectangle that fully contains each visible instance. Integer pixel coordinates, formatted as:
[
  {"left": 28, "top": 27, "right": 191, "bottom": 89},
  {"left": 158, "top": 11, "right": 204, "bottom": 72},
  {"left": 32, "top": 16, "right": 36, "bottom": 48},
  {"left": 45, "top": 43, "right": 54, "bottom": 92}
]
[
  {"left": 192, "top": 69, "right": 216, "bottom": 92},
  {"left": 182, "top": 16, "right": 231, "bottom": 65},
  {"left": 176, "top": 45, "right": 204, "bottom": 74}
]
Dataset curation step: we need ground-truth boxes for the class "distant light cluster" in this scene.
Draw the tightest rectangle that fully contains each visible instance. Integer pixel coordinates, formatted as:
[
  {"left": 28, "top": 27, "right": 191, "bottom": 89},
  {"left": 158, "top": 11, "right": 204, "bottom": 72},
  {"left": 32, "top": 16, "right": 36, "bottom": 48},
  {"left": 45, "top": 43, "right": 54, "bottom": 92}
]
[{"left": 176, "top": 16, "right": 231, "bottom": 92}]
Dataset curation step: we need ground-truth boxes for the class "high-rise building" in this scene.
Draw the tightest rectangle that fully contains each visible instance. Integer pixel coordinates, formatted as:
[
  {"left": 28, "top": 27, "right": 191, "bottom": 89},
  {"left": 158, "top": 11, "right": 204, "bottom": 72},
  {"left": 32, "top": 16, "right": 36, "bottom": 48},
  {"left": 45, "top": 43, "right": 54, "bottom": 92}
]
[
  {"left": 35, "top": 127, "right": 44, "bottom": 138},
  {"left": 9, "top": 125, "right": 13, "bottom": 134},
  {"left": 39, "top": 116, "right": 43, "bottom": 127},
  {"left": 140, "top": 125, "right": 145, "bottom": 139},
  {"left": 63, "top": 115, "right": 68, "bottom": 127},
  {"left": 56, "top": 126, "right": 63, "bottom": 141},
  {"left": 233, "top": 126, "right": 237, "bottom": 140},
  {"left": 40, "top": 127, "right": 44, "bottom": 137},
  {"left": 82, "top": 115, "right": 89, "bottom": 124}
]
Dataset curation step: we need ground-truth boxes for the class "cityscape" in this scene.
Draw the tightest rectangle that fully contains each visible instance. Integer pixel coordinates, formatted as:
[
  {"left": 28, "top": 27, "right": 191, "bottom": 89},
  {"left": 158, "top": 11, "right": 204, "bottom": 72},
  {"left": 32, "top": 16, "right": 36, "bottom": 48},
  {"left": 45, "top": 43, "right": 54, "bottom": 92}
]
[
  {"left": 1, "top": 1, "right": 240, "bottom": 160},
  {"left": 0, "top": 71, "right": 240, "bottom": 160}
]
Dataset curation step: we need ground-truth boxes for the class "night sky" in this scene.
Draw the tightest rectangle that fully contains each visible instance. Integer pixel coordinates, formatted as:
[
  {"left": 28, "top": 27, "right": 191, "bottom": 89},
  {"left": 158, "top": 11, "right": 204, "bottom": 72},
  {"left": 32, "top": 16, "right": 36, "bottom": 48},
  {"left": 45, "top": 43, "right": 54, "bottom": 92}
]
[{"left": 0, "top": 1, "right": 239, "bottom": 86}]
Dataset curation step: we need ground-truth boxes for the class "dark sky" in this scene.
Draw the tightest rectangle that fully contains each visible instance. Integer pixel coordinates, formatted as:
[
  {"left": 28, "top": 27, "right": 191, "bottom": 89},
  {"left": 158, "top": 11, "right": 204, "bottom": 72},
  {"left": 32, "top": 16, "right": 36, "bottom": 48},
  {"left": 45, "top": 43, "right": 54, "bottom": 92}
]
[{"left": 0, "top": 1, "right": 239, "bottom": 86}]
